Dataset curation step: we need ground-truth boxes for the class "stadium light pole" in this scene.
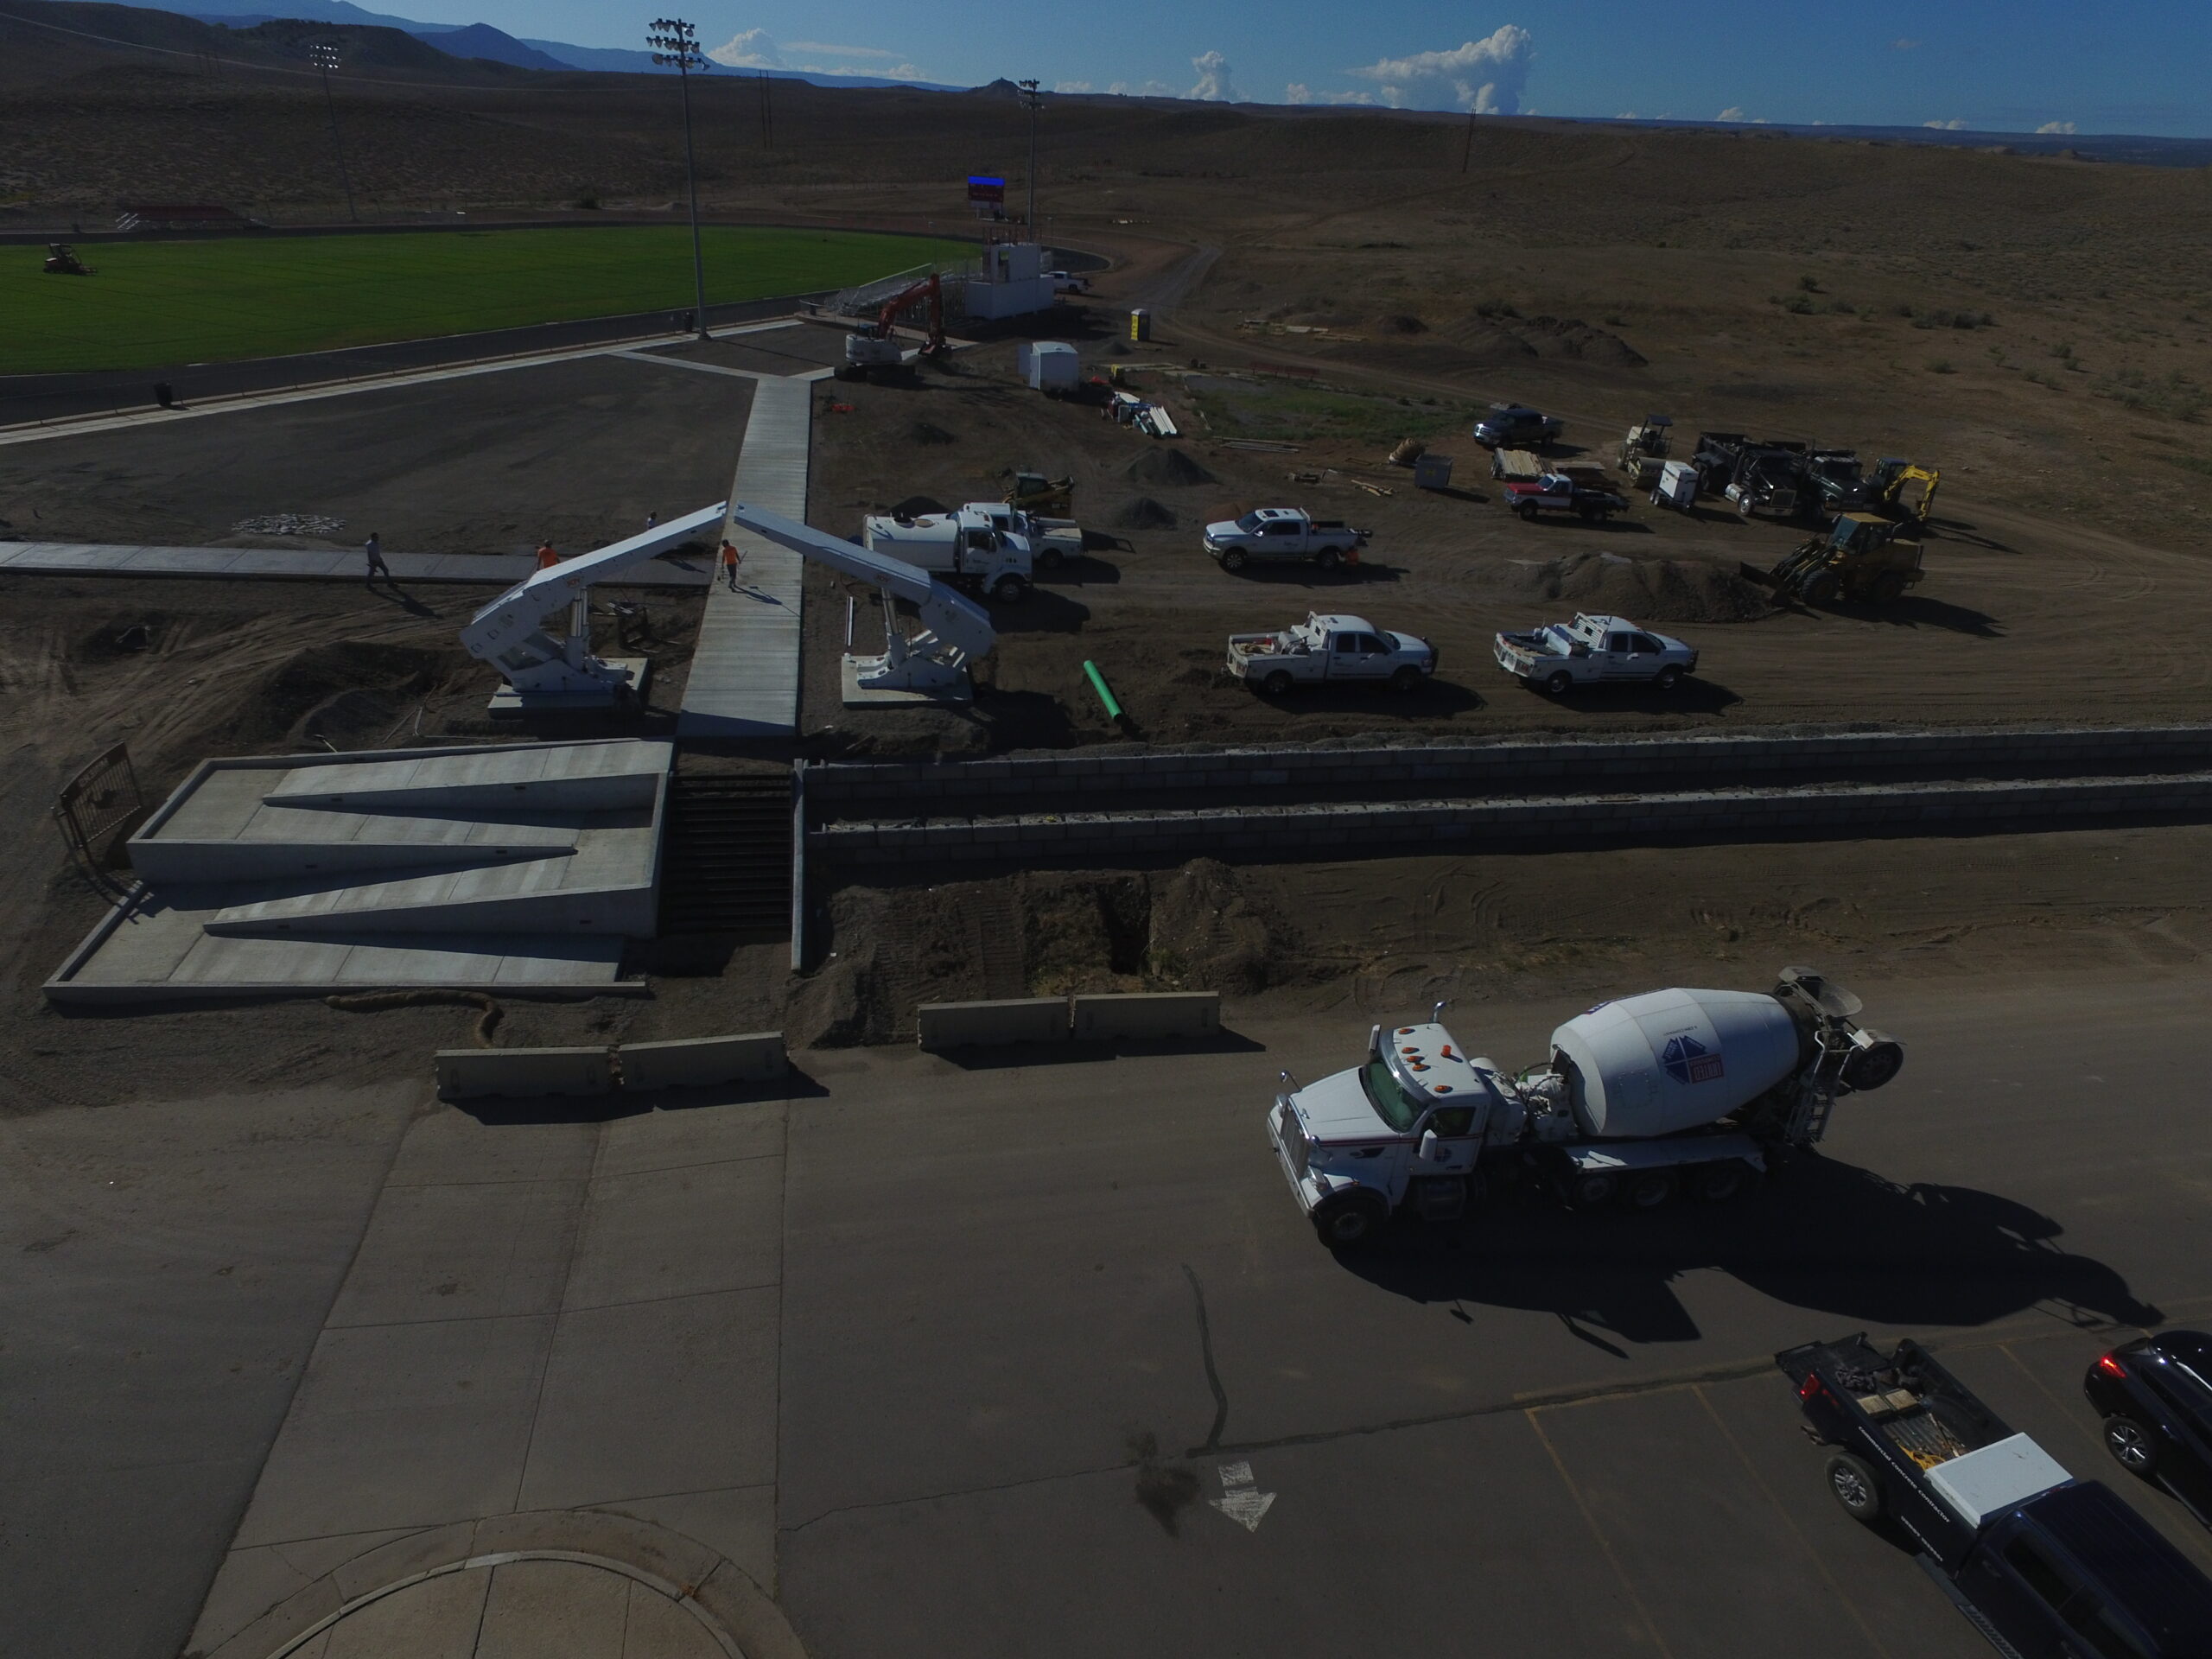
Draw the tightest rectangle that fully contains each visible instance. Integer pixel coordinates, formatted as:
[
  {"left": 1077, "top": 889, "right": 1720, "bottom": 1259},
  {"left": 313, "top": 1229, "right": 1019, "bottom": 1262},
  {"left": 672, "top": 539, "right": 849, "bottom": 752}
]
[
  {"left": 648, "top": 18, "right": 711, "bottom": 339},
  {"left": 1017, "top": 79, "right": 1041, "bottom": 238},
  {"left": 308, "top": 41, "right": 359, "bottom": 223}
]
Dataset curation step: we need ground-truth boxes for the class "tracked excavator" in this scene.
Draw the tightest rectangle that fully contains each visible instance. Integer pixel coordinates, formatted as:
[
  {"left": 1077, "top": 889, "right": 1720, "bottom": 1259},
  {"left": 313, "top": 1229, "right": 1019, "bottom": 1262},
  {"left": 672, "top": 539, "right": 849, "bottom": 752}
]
[
  {"left": 841, "top": 274, "right": 948, "bottom": 381},
  {"left": 460, "top": 500, "right": 993, "bottom": 709}
]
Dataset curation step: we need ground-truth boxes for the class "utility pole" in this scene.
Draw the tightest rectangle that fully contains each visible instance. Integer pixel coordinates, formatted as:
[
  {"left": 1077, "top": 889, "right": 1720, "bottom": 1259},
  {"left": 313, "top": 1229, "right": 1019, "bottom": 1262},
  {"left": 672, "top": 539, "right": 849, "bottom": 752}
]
[
  {"left": 308, "top": 41, "right": 359, "bottom": 223},
  {"left": 1460, "top": 108, "right": 1475, "bottom": 173},
  {"left": 759, "top": 69, "right": 774, "bottom": 149},
  {"left": 1017, "top": 79, "right": 1041, "bottom": 238},
  {"left": 648, "top": 18, "right": 711, "bottom": 339}
]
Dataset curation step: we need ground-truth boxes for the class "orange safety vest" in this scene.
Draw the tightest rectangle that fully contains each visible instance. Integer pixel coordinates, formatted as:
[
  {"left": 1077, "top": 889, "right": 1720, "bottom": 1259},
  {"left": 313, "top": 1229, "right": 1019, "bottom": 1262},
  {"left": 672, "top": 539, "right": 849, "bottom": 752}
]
[{"left": 535, "top": 543, "right": 559, "bottom": 569}]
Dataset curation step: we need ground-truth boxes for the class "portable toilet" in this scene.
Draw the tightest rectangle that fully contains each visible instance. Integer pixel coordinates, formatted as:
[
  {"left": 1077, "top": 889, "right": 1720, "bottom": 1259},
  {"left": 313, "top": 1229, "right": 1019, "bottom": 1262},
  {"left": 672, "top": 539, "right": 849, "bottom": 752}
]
[
  {"left": 1019, "top": 340, "right": 1080, "bottom": 393},
  {"left": 1128, "top": 308, "right": 1151, "bottom": 343},
  {"left": 1413, "top": 453, "right": 1454, "bottom": 491}
]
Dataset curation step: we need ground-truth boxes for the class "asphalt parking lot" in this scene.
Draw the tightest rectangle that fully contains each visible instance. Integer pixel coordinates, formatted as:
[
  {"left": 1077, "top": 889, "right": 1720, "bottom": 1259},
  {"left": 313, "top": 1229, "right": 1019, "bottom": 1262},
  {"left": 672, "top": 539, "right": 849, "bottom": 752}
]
[{"left": 10, "top": 971, "right": 2212, "bottom": 1658}]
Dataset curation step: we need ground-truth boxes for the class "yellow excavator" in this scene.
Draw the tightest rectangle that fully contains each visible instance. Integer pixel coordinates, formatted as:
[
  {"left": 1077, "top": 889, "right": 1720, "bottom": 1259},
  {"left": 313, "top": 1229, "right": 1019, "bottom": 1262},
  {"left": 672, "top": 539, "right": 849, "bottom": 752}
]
[
  {"left": 1004, "top": 470, "right": 1074, "bottom": 518},
  {"left": 1875, "top": 460, "right": 1939, "bottom": 524}
]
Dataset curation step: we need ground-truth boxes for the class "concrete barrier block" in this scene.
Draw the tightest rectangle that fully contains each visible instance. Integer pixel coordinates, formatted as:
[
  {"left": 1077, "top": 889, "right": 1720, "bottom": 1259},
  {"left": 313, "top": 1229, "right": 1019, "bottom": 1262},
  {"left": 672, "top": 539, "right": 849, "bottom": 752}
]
[
  {"left": 1071, "top": 991, "right": 1221, "bottom": 1041},
  {"left": 620, "top": 1032, "right": 785, "bottom": 1090},
  {"left": 435, "top": 1046, "right": 612, "bottom": 1100},
  {"left": 918, "top": 998, "right": 1069, "bottom": 1049}
]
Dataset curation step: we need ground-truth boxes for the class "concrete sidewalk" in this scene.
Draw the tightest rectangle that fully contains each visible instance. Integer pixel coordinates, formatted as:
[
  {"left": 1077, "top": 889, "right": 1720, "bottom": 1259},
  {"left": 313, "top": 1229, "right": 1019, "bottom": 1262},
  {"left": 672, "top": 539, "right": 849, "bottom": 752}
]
[
  {"left": 0, "top": 540, "right": 711, "bottom": 587},
  {"left": 677, "top": 375, "right": 813, "bottom": 739}
]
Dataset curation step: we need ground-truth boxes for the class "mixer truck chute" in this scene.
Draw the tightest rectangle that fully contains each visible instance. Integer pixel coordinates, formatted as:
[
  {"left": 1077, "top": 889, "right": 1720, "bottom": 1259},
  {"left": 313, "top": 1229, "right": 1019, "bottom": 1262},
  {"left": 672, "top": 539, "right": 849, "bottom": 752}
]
[{"left": 1267, "top": 966, "right": 1903, "bottom": 1247}]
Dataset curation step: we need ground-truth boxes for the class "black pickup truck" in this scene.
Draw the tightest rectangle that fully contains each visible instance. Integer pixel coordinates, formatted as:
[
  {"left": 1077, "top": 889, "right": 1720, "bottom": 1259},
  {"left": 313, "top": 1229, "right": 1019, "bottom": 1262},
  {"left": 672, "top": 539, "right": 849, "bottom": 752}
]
[{"left": 1779, "top": 1333, "right": 2212, "bottom": 1659}]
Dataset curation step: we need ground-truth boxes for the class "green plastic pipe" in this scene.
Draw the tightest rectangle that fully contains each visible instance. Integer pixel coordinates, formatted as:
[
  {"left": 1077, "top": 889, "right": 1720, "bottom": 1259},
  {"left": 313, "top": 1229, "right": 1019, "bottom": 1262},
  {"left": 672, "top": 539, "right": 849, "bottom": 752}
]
[{"left": 1082, "top": 659, "right": 1123, "bottom": 721}]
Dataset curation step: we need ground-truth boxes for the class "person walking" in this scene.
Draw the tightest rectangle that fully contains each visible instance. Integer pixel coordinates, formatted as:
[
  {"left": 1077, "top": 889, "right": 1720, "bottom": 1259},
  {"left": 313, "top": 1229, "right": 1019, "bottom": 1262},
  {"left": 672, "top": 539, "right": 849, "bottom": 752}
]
[
  {"left": 645, "top": 510, "right": 658, "bottom": 531},
  {"left": 720, "top": 537, "right": 743, "bottom": 591},
  {"left": 535, "top": 540, "right": 560, "bottom": 570},
  {"left": 364, "top": 531, "right": 389, "bottom": 586}
]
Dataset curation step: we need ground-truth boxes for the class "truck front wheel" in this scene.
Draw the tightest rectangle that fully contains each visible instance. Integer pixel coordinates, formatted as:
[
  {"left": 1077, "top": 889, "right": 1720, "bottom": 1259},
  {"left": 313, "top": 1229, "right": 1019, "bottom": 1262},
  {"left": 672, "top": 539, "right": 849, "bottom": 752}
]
[
  {"left": 1825, "top": 1453, "right": 1885, "bottom": 1522},
  {"left": 1220, "top": 548, "right": 1248, "bottom": 573},
  {"left": 992, "top": 575, "right": 1029, "bottom": 603},
  {"left": 1544, "top": 670, "right": 1575, "bottom": 696},
  {"left": 1389, "top": 665, "right": 1422, "bottom": 694},
  {"left": 1517, "top": 502, "right": 1540, "bottom": 523},
  {"left": 1654, "top": 665, "right": 1683, "bottom": 691},
  {"left": 1313, "top": 1192, "right": 1387, "bottom": 1249}
]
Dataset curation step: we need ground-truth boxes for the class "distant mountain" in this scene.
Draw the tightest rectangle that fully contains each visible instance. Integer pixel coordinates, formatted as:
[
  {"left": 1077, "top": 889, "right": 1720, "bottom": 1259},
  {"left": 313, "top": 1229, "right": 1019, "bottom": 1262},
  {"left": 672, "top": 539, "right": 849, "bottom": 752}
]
[
  {"left": 181, "top": 0, "right": 454, "bottom": 29},
  {"left": 512, "top": 36, "right": 965, "bottom": 90},
  {"left": 409, "top": 22, "right": 564, "bottom": 69}
]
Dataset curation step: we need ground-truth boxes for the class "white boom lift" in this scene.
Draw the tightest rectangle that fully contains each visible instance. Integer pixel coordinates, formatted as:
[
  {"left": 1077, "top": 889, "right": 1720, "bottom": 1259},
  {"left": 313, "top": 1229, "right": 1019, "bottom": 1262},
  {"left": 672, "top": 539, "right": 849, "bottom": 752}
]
[{"left": 459, "top": 499, "right": 995, "bottom": 708}]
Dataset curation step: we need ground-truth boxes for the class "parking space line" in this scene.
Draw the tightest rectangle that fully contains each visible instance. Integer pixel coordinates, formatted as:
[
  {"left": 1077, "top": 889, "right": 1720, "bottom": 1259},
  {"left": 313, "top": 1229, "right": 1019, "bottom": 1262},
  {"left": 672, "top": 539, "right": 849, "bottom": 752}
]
[
  {"left": 1523, "top": 1408, "right": 1679, "bottom": 1659},
  {"left": 1691, "top": 1383, "right": 1897, "bottom": 1659}
]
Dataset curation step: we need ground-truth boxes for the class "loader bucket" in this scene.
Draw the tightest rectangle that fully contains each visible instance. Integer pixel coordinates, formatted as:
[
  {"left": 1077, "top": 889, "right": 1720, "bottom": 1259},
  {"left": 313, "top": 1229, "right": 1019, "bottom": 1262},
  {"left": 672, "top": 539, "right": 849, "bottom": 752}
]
[{"left": 1738, "top": 562, "right": 1780, "bottom": 588}]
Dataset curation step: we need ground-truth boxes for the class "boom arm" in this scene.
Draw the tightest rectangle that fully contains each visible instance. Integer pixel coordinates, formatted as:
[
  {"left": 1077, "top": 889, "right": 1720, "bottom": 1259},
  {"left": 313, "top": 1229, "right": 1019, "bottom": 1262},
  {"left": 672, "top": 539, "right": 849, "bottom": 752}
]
[
  {"left": 728, "top": 499, "right": 994, "bottom": 681},
  {"left": 462, "top": 502, "right": 727, "bottom": 693}
]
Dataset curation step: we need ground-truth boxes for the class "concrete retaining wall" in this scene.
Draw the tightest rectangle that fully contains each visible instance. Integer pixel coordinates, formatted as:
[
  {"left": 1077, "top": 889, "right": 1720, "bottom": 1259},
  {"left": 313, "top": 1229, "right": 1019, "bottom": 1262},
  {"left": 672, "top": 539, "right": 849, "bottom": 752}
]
[
  {"left": 1071, "top": 992, "right": 1220, "bottom": 1040},
  {"left": 435, "top": 1046, "right": 613, "bottom": 1099},
  {"left": 805, "top": 727, "right": 2212, "bottom": 810},
  {"left": 917, "top": 998, "right": 1070, "bottom": 1049},
  {"left": 815, "top": 772, "right": 2212, "bottom": 865},
  {"left": 620, "top": 1032, "right": 786, "bottom": 1089}
]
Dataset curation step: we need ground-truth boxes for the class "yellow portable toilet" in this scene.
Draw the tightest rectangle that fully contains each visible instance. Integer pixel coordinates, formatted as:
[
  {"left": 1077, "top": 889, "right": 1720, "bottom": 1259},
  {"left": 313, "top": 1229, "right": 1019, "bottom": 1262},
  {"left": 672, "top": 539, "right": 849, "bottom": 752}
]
[{"left": 1129, "top": 308, "right": 1151, "bottom": 342}]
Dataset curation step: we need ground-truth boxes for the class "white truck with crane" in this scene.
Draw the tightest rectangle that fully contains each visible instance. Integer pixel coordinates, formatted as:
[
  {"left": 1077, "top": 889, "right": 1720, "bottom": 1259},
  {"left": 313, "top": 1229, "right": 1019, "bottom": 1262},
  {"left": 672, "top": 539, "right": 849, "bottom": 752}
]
[
  {"left": 1204, "top": 508, "right": 1370, "bottom": 572},
  {"left": 1267, "top": 968, "right": 1904, "bottom": 1246},
  {"left": 1493, "top": 613, "right": 1698, "bottom": 694},
  {"left": 461, "top": 499, "right": 995, "bottom": 709},
  {"left": 862, "top": 505, "right": 1036, "bottom": 601}
]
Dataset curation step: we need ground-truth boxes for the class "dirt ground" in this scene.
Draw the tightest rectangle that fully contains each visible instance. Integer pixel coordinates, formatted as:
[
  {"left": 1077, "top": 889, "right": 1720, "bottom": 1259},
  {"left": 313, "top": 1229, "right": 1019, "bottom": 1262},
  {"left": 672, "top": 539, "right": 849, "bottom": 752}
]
[{"left": 798, "top": 339, "right": 2212, "bottom": 756}]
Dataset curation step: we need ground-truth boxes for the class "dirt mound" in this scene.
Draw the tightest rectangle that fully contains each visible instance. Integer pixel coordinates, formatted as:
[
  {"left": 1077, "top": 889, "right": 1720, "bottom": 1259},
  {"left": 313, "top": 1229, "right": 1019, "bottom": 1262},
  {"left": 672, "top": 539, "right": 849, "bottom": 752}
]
[
  {"left": 1431, "top": 315, "right": 1541, "bottom": 361},
  {"left": 1498, "top": 551, "right": 1773, "bottom": 624},
  {"left": 1112, "top": 496, "right": 1178, "bottom": 530},
  {"left": 1125, "top": 448, "right": 1217, "bottom": 488},
  {"left": 907, "top": 421, "right": 957, "bottom": 446},
  {"left": 1376, "top": 313, "right": 1428, "bottom": 335},
  {"left": 887, "top": 494, "right": 948, "bottom": 518},
  {"left": 194, "top": 640, "right": 457, "bottom": 754},
  {"left": 1517, "top": 315, "right": 1648, "bottom": 367},
  {"left": 1146, "top": 859, "right": 1292, "bottom": 995}
]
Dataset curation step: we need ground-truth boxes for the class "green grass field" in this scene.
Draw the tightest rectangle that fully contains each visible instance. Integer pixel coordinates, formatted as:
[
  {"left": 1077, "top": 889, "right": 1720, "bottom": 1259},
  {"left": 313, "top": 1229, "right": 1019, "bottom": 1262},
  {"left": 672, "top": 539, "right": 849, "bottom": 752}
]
[{"left": 7, "top": 226, "right": 975, "bottom": 375}]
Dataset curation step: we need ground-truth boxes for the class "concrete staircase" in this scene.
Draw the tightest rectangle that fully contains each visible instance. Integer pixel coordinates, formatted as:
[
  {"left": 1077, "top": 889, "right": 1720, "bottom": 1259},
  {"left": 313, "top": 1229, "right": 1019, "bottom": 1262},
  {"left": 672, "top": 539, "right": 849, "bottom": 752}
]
[{"left": 656, "top": 772, "right": 791, "bottom": 937}]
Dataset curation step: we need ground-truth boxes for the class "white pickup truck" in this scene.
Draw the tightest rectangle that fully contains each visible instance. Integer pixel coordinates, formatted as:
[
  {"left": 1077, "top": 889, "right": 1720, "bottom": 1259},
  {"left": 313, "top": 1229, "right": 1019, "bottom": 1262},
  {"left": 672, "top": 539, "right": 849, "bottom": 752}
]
[
  {"left": 1493, "top": 613, "right": 1697, "bottom": 695},
  {"left": 1205, "top": 508, "right": 1370, "bottom": 572},
  {"left": 1226, "top": 613, "right": 1438, "bottom": 695},
  {"left": 861, "top": 506, "right": 1033, "bottom": 601}
]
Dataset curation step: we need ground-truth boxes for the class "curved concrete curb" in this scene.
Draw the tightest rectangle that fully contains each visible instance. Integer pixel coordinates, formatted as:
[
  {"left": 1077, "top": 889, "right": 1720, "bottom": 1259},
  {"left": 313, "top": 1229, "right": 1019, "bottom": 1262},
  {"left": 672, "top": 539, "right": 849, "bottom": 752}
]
[{"left": 194, "top": 1510, "right": 804, "bottom": 1659}]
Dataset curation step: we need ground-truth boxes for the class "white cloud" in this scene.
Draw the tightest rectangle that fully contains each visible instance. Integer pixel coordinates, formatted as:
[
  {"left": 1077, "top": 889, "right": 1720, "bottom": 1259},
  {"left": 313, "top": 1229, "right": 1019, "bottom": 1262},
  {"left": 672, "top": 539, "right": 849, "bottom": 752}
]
[
  {"left": 784, "top": 40, "right": 896, "bottom": 58},
  {"left": 1188, "top": 49, "right": 1241, "bottom": 102},
  {"left": 1286, "top": 81, "right": 1311, "bottom": 104},
  {"left": 1056, "top": 79, "right": 1094, "bottom": 93},
  {"left": 878, "top": 62, "right": 927, "bottom": 80},
  {"left": 1346, "top": 24, "right": 1531, "bottom": 114},
  {"left": 1924, "top": 118, "right": 1967, "bottom": 130},
  {"left": 708, "top": 28, "right": 779, "bottom": 68},
  {"left": 1717, "top": 106, "right": 1748, "bottom": 121},
  {"left": 1108, "top": 79, "right": 1173, "bottom": 96},
  {"left": 1616, "top": 110, "right": 1637, "bottom": 119},
  {"left": 1287, "top": 83, "right": 1372, "bottom": 105},
  {"left": 2037, "top": 120, "right": 2077, "bottom": 134}
]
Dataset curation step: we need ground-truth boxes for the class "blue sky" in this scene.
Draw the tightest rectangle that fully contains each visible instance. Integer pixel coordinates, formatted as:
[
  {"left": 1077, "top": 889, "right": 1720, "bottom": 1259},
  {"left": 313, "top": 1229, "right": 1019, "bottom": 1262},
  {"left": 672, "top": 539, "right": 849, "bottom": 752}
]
[{"left": 454, "top": 0, "right": 2206, "bottom": 137}]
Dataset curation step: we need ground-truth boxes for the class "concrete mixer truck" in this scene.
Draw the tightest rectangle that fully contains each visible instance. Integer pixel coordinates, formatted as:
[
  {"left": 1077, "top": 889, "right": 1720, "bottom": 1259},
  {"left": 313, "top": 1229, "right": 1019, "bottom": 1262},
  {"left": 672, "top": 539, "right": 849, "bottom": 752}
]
[{"left": 1267, "top": 967, "right": 1903, "bottom": 1247}]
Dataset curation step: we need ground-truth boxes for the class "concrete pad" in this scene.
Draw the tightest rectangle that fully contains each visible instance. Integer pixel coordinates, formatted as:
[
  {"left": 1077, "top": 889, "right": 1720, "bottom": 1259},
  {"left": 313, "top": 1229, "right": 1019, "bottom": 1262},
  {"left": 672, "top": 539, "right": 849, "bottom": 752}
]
[
  {"left": 620, "top": 1577, "right": 729, "bottom": 1658},
  {"left": 563, "top": 1155, "right": 784, "bottom": 1310},
  {"left": 518, "top": 1287, "right": 779, "bottom": 1511},
  {"left": 839, "top": 657, "right": 974, "bottom": 705},
  {"left": 385, "top": 1108, "right": 600, "bottom": 1188},
  {"left": 321, "top": 1563, "right": 491, "bottom": 1659},
  {"left": 124, "top": 544, "right": 247, "bottom": 572},
  {"left": 474, "top": 1558, "right": 632, "bottom": 1659},
  {"left": 233, "top": 1314, "right": 556, "bottom": 1545},
  {"left": 326, "top": 1179, "right": 585, "bottom": 1328},
  {"left": 594, "top": 1485, "right": 779, "bottom": 1601},
  {"left": 594, "top": 1100, "right": 785, "bottom": 1180}
]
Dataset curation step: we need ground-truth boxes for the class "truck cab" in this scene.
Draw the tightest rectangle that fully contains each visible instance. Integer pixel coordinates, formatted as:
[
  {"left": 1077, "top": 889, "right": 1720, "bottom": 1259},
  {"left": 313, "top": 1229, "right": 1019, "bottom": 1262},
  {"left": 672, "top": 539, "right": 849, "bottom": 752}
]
[{"left": 1780, "top": 1334, "right": 2212, "bottom": 1659}]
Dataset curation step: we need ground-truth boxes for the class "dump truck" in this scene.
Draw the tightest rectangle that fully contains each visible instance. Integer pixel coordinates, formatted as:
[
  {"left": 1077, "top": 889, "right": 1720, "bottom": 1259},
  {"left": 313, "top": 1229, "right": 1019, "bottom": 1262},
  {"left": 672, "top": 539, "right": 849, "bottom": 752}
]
[
  {"left": 1204, "top": 508, "right": 1369, "bottom": 572},
  {"left": 1743, "top": 512, "right": 1923, "bottom": 606},
  {"left": 1267, "top": 968, "right": 1903, "bottom": 1245},
  {"left": 861, "top": 505, "right": 1033, "bottom": 601},
  {"left": 1225, "top": 613, "right": 1437, "bottom": 695},
  {"left": 1778, "top": 1333, "right": 2212, "bottom": 1659},
  {"left": 1493, "top": 613, "right": 1696, "bottom": 694}
]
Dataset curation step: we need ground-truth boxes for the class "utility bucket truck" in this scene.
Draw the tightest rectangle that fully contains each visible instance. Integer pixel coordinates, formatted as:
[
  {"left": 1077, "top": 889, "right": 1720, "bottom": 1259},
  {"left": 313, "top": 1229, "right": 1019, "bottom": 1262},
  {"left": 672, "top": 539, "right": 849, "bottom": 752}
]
[{"left": 1267, "top": 968, "right": 1903, "bottom": 1247}]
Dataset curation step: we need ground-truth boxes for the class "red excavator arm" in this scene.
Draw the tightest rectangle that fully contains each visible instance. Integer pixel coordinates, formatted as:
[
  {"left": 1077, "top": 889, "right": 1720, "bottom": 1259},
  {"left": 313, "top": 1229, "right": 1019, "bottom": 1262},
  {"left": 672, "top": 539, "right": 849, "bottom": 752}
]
[{"left": 869, "top": 274, "right": 946, "bottom": 355}]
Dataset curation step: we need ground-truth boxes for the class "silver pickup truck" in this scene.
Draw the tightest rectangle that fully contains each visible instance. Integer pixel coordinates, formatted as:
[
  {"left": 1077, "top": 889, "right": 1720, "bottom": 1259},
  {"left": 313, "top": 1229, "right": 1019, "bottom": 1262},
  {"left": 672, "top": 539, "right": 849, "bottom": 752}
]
[
  {"left": 1494, "top": 612, "right": 1696, "bottom": 695},
  {"left": 1227, "top": 613, "right": 1437, "bottom": 695}
]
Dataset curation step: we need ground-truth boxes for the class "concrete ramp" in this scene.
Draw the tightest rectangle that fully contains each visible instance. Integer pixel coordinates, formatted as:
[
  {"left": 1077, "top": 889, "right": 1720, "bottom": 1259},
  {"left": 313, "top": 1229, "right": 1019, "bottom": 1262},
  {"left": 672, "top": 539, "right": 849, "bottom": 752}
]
[{"left": 47, "top": 739, "right": 671, "bottom": 1003}]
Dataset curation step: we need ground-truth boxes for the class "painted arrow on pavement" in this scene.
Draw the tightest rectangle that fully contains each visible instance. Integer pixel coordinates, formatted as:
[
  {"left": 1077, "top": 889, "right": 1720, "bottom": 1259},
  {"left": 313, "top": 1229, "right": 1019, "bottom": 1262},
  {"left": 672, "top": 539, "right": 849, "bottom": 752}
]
[{"left": 1210, "top": 1461, "right": 1276, "bottom": 1533}]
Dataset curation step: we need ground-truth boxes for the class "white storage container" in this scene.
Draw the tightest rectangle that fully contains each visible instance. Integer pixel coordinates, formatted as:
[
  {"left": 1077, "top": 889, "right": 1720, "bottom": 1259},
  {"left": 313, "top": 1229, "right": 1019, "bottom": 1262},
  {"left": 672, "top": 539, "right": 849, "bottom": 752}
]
[{"left": 1019, "top": 340, "right": 1080, "bottom": 392}]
